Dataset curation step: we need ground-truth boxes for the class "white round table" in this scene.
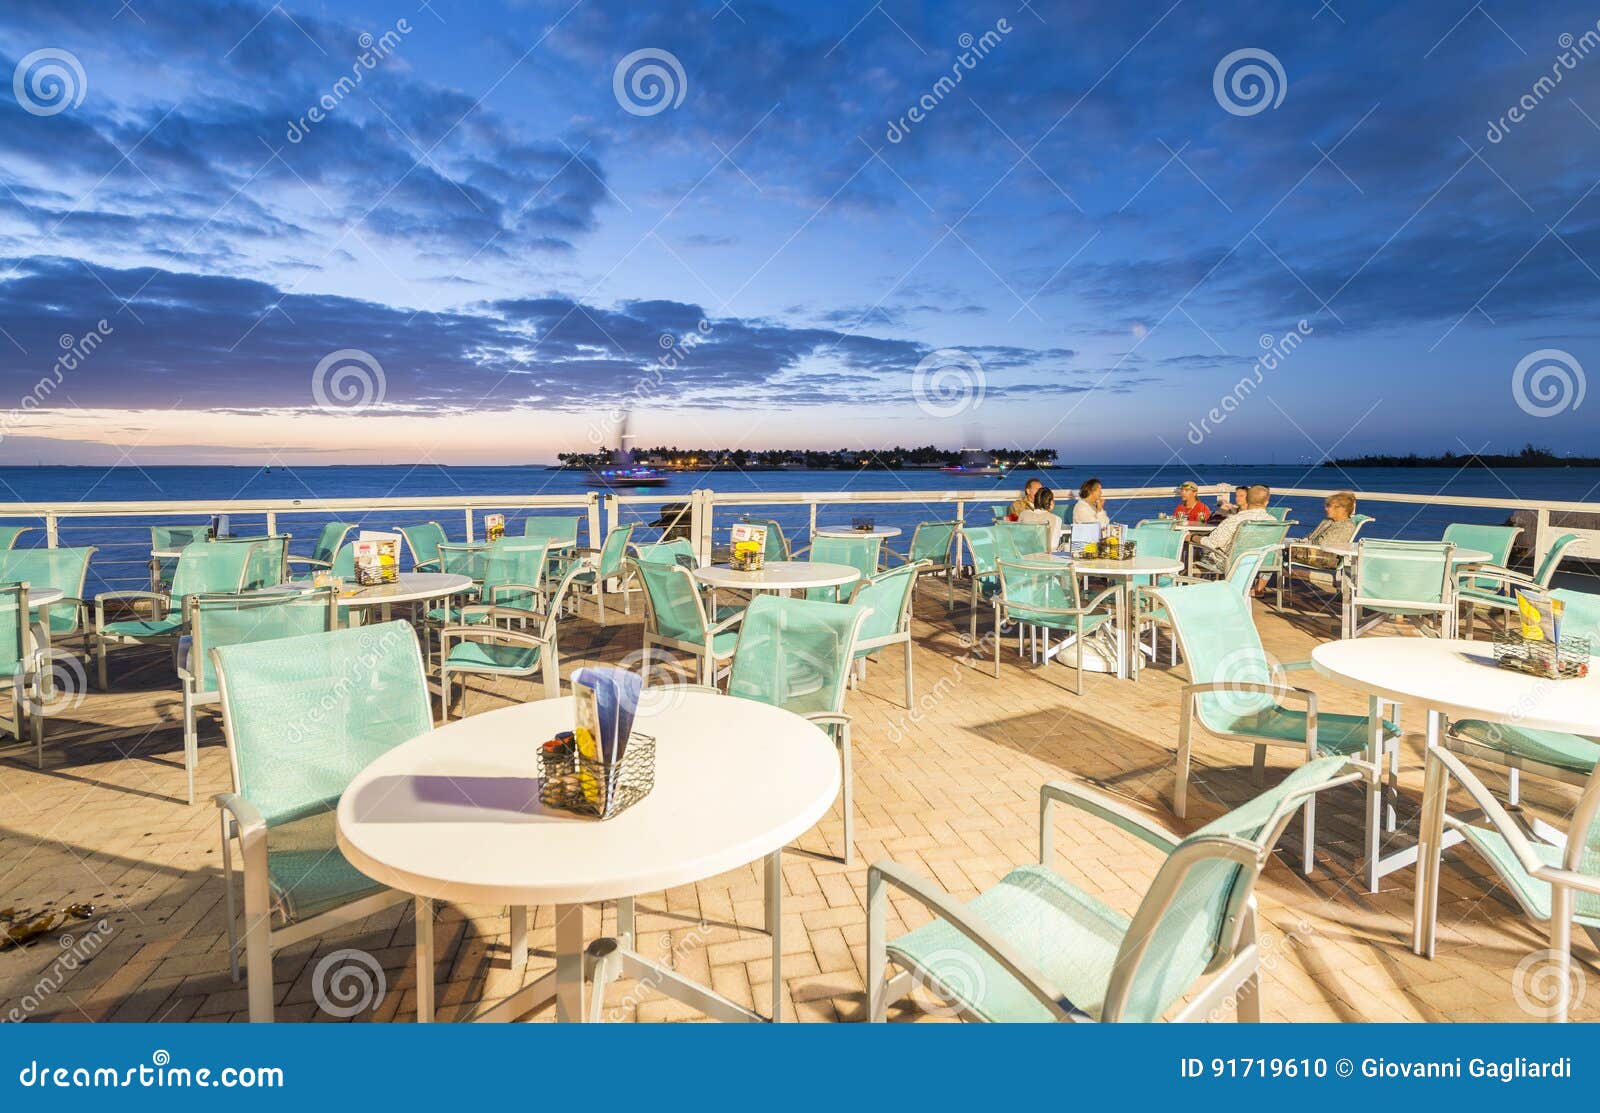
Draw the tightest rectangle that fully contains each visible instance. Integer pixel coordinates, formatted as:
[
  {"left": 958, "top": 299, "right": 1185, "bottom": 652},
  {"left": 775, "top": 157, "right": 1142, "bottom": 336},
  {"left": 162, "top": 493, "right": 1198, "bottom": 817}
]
[
  {"left": 336, "top": 691, "right": 840, "bottom": 1023},
  {"left": 332, "top": 573, "right": 475, "bottom": 624},
  {"left": 693, "top": 560, "right": 861, "bottom": 600},
  {"left": 1018, "top": 555, "right": 1183, "bottom": 678},
  {"left": 814, "top": 525, "right": 901, "bottom": 540},
  {"left": 1316, "top": 542, "right": 1492, "bottom": 564}
]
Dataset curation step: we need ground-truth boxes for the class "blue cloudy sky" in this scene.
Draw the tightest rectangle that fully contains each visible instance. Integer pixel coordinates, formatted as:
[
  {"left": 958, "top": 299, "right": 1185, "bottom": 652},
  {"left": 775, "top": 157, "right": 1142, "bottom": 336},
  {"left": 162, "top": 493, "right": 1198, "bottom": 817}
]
[{"left": 0, "top": 0, "right": 1596, "bottom": 464}]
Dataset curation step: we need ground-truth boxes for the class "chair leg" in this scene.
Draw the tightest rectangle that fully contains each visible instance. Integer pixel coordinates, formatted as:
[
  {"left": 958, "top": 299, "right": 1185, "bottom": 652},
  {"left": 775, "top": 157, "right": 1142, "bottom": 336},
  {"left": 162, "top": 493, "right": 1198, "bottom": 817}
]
[
  {"left": 1174, "top": 709, "right": 1193, "bottom": 818},
  {"left": 1301, "top": 794, "right": 1316, "bottom": 876},
  {"left": 95, "top": 636, "right": 108, "bottom": 691},
  {"left": 866, "top": 866, "right": 889, "bottom": 1022},
  {"left": 903, "top": 639, "right": 914, "bottom": 708},
  {"left": 1251, "top": 745, "right": 1266, "bottom": 786},
  {"left": 837, "top": 724, "right": 854, "bottom": 865},
  {"left": 243, "top": 874, "right": 274, "bottom": 1023},
  {"left": 220, "top": 813, "right": 240, "bottom": 983},
  {"left": 1508, "top": 767, "right": 1520, "bottom": 807},
  {"left": 183, "top": 695, "right": 197, "bottom": 806},
  {"left": 1550, "top": 888, "right": 1574, "bottom": 1023}
]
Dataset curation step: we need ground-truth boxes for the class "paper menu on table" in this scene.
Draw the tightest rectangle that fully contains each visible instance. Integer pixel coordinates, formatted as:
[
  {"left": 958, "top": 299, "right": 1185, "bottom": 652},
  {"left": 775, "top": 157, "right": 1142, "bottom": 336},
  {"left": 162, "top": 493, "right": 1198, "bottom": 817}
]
[
  {"left": 729, "top": 522, "right": 767, "bottom": 555},
  {"left": 571, "top": 667, "right": 644, "bottom": 803},
  {"left": 1515, "top": 590, "right": 1563, "bottom": 643},
  {"left": 485, "top": 513, "right": 506, "bottom": 540}
]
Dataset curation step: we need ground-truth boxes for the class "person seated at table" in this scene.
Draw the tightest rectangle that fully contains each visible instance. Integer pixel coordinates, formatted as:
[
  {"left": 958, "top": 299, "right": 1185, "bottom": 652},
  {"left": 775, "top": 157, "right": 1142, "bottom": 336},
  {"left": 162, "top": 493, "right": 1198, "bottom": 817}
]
[
  {"left": 1287, "top": 491, "right": 1358, "bottom": 591},
  {"left": 1017, "top": 487, "right": 1064, "bottom": 550},
  {"left": 1212, "top": 484, "right": 1249, "bottom": 519},
  {"left": 1196, "top": 483, "right": 1273, "bottom": 577},
  {"left": 1172, "top": 481, "right": 1211, "bottom": 523},
  {"left": 1007, "top": 477, "right": 1043, "bottom": 520},
  {"left": 1072, "top": 478, "right": 1111, "bottom": 529}
]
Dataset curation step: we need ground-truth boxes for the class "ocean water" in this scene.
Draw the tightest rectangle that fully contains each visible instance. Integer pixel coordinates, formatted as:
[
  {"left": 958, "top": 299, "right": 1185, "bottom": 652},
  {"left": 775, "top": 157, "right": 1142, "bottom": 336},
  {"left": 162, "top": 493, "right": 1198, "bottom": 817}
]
[{"left": 5, "top": 463, "right": 1595, "bottom": 594}]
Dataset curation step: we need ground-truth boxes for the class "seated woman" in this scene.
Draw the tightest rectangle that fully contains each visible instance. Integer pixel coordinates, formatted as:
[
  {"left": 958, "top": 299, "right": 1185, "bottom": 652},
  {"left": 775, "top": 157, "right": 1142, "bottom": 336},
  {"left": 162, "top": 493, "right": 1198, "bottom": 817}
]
[
  {"left": 1172, "top": 481, "right": 1211, "bottom": 523},
  {"left": 1072, "top": 477, "right": 1111, "bottom": 529},
  {"left": 1017, "top": 486, "right": 1064, "bottom": 550},
  {"left": 1288, "top": 491, "right": 1358, "bottom": 591}
]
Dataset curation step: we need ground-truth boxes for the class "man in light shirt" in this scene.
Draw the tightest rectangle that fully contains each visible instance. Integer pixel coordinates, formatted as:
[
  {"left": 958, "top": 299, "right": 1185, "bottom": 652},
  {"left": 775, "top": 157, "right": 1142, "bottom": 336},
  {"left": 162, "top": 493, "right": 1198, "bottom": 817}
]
[{"left": 1196, "top": 483, "right": 1273, "bottom": 575}]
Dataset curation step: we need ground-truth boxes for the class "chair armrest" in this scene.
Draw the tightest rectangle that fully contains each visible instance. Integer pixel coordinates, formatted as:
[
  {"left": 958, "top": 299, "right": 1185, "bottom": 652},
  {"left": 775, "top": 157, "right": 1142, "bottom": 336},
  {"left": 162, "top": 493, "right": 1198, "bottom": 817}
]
[
  {"left": 1183, "top": 679, "right": 1316, "bottom": 713},
  {"left": 453, "top": 604, "right": 544, "bottom": 625},
  {"left": 1039, "top": 780, "right": 1180, "bottom": 858},
  {"left": 1080, "top": 585, "right": 1122, "bottom": 613},
  {"left": 868, "top": 860, "right": 1076, "bottom": 1021},
  {"left": 488, "top": 583, "right": 547, "bottom": 604},
  {"left": 94, "top": 590, "right": 171, "bottom": 626},
  {"left": 1278, "top": 660, "right": 1315, "bottom": 672},
  {"left": 284, "top": 555, "right": 331, "bottom": 569},
  {"left": 440, "top": 625, "right": 552, "bottom": 651},
  {"left": 1429, "top": 749, "right": 1549, "bottom": 876},
  {"left": 804, "top": 711, "right": 851, "bottom": 730},
  {"left": 1456, "top": 565, "right": 1534, "bottom": 591},
  {"left": 412, "top": 558, "right": 441, "bottom": 573},
  {"left": 708, "top": 607, "right": 747, "bottom": 635},
  {"left": 214, "top": 792, "right": 267, "bottom": 848}
]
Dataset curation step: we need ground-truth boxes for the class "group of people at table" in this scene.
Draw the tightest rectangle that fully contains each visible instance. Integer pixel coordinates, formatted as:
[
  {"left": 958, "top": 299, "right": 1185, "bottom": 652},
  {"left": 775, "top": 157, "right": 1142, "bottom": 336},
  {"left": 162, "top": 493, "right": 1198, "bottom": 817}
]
[{"left": 1003, "top": 476, "right": 1362, "bottom": 593}]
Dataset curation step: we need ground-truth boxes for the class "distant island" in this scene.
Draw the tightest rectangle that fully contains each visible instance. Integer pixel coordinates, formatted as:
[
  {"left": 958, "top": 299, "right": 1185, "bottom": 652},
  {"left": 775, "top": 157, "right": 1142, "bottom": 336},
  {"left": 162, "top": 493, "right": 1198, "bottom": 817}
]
[
  {"left": 1326, "top": 444, "right": 1600, "bottom": 469},
  {"left": 554, "top": 445, "right": 1060, "bottom": 471}
]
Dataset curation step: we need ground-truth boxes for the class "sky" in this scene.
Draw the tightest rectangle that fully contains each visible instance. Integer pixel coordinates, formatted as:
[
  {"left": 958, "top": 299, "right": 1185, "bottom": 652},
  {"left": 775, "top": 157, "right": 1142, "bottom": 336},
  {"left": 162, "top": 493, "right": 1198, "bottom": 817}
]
[{"left": 0, "top": 0, "right": 1597, "bottom": 465}]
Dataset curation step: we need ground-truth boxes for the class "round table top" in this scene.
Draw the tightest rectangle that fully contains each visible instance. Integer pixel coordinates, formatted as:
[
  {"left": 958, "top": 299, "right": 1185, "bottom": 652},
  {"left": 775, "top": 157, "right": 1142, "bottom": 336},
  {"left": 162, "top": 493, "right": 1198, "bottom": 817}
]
[
  {"left": 1073, "top": 555, "right": 1185, "bottom": 577},
  {"left": 1312, "top": 637, "right": 1600, "bottom": 735},
  {"left": 334, "top": 572, "right": 476, "bottom": 608},
  {"left": 693, "top": 560, "right": 861, "bottom": 591},
  {"left": 336, "top": 692, "right": 841, "bottom": 906},
  {"left": 814, "top": 525, "right": 902, "bottom": 540},
  {"left": 22, "top": 587, "right": 63, "bottom": 608},
  {"left": 1315, "top": 542, "right": 1491, "bottom": 564}
]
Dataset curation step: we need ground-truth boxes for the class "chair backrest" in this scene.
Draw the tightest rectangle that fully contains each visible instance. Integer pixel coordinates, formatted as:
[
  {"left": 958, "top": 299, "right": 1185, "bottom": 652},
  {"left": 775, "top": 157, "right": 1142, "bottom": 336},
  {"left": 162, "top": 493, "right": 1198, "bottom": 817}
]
[
  {"left": 330, "top": 541, "right": 357, "bottom": 580},
  {"left": 1534, "top": 533, "right": 1583, "bottom": 587},
  {"left": 633, "top": 538, "right": 696, "bottom": 568},
  {"left": 597, "top": 523, "right": 636, "bottom": 578},
  {"left": 0, "top": 546, "right": 96, "bottom": 603},
  {"left": 989, "top": 504, "right": 1009, "bottom": 523},
  {"left": 523, "top": 515, "right": 581, "bottom": 547},
  {"left": 227, "top": 535, "right": 289, "bottom": 590},
  {"left": 1225, "top": 548, "right": 1269, "bottom": 595},
  {"left": 738, "top": 517, "right": 791, "bottom": 562},
  {"left": 0, "top": 584, "right": 29, "bottom": 675},
  {"left": 213, "top": 620, "right": 433, "bottom": 828},
  {"left": 727, "top": 595, "right": 870, "bottom": 717},
  {"left": 960, "top": 526, "right": 999, "bottom": 578},
  {"left": 908, "top": 521, "right": 959, "bottom": 565},
  {"left": 995, "top": 520, "right": 1050, "bottom": 563},
  {"left": 1229, "top": 519, "right": 1292, "bottom": 563},
  {"left": 151, "top": 524, "right": 209, "bottom": 552},
  {"left": 309, "top": 522, "right": 358, "bottom": 564},
  {"left": 187, "top": 587, "right": 339, "bottom": 694},
  {"left": 170, "top": 540, "right": 256, "bottom": 599},
  {"left": 1103, "top": 756, "right": 1353, "bottom": 1021},
  {"left": 436, "top": 542, "right": 488, "bottom": 583},
  {"left": 1444, "top": 522, "right": 1520, "bottom": 589},
  {"left": 398, "top": 522, "right": 448, "bottom": 570},
  {"left": 1349, "top": 513, "right": 1374, "bottom": 540},
  {"left": 0, "top": 525, "right": 32, "bottom": 551},
  {"left": 1151, "top": 581, "right": 1276, "bottom": 727},
  {"left": 848, "top": 562, "right": 924, "bottom": 646},
  {"left": 809, "top": 534, "right": 881, "bottom": 585},
  {"left": 1127, "top": 524, "right": 1184, "bottom": 561},
  {"left": 482, "top": 539, "right": 555, "bottom": 611},
  {"left": 1353, "top": 539, "right": 1453, "bottom": 606},
  {"left": 1552, "top": 588, "right": 1600, "bottom": 640},
  {"left": 631, "top": 558, "right": 711, "bottom": 643},
  {"left": 1264, "top": 506, "right": 1289, "bottom": 521},
  {"left": 997, "top": 558, "right": 1083, "bottom": 618}
]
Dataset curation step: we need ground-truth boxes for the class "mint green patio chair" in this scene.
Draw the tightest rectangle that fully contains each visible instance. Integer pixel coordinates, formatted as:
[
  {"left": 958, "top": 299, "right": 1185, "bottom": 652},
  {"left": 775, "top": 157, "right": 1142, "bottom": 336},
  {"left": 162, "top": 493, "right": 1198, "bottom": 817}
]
[
  {"left": 1137, "top": 548, "right": 1267, "bottom": 670},
  {"left": 177, "top": 588, "right": 339, "bottom": 804},
  {"left": 396, "top": 521, "right": 448, "bottom": 572},
  {"left": 803, "top": 534, "right": 878, "bottom": 602},
  {"left": 1156, "top": 580, "right": 1400, "bottom": 890},
  {"left": 1209, "top": 518, "right": 1292, "bottom": 583},
  {"left": 0, "top": 584, "right": 43, "bottom": 765},
  {"left": 631, "top": 538, "right": 697, "bottom": 568},
  {"left": 570, "top": 523, "right": 635, "bottom": 624},
  {"left": 149, "top": 524, "right": 209, "bottom": 590},
  {"left": 633, "top": 558, "right": 744, "bottom": 685},
  {"left": 868, "top": 756, "right": 1359, "bottom": 1021},
  {"left": 1457, "top": 532, "right": 1583, "bottom": 632},
  {"left": 439, "top": 562, "right": 589, "bottom": 720},
  {"left": 846, "top": 562, "right": 927, "bottom": 707},
  {"left": 995, "top": 520, "right": 1050, "bottom": 563},
  {"left": 522, "top": 515, "right": 581, "bottom": 547},
  {"left": 737, "top": 517, "right": 792, "bottom": 562},
  {"left": 0, "top": 525, "right": 34, "bottom": 551},
  {"left": 1414, "top": 737, "right": 1600, "bottom": 1021},
  {"left": 0, "top": 545, "right": 96, "bottom": 648},
  {"left": 93, "top": 540, "right": 259, "bottom": 690},
  {"left": 435, "top": 540, "right": 487, "bottom": 587},
  {"left": 994, "top": 558, "right": 1118, "bottom": 694},
  {"left": 727, "top": 594, "right": 870, "bottom": 863},
  {"left": 285, "top": 521, "right": 356, "bottom": 573},
  {"left": 423, "top": 539, "right": 553, "bottom": 652},
  {"left": 226, "top": 534, "right": 290, "bottom": 590},
  {"left": 1342, "top": 538, "right": 1457, "bottom": 639},
  {"left": 884, "top": 520, "right": 960, "bottom": 608},
  {"left": 1443, "top": 522, "right": 1522, "bottom": 593},
  {"left": 958, "top": 526, "right": 1002, "bottom": 651},
  {"left": 212, "top": 620, "right": 429, "bottom": 1022},
  {"left": 989, "top": 504, "right": 1009, "bottom": 523},
  {"left": 1265, "top": 506, "right": 1290, "bottom": 521},
  {"left": 1275, "top": 513, "right": 1375, "bottom": 610}
]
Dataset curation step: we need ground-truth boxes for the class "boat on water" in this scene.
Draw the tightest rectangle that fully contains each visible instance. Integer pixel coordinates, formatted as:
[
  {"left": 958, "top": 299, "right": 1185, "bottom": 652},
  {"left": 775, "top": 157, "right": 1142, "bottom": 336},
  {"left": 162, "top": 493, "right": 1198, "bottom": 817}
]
[
  {"left": 585, "top": 416, "right": 669, "bottom": 488},
  {"left": 940, "top": 449, "right": 1007, "bottom": 477}
]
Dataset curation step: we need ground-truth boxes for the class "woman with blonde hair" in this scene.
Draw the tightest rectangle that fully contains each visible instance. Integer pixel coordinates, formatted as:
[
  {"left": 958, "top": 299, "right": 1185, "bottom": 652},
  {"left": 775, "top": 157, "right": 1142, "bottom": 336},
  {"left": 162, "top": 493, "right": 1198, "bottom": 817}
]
[{"left": 1288, "top": 491, "right": 1359, "bottom": 589}]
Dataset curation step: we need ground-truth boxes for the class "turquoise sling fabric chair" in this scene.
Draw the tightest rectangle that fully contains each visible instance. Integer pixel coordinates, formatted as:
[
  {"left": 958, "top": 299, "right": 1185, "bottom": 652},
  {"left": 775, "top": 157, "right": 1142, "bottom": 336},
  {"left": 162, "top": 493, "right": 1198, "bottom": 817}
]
[
  {"left": 994, "top": 558, "right": 1118, "bottom": 695},
  {"left": 995, "top": 520, "right": 1050, "bottom": 563},
  {"left": 226, "top": 535, "right": 290, "bottom": 591},
  {"left": 737, "top": 517, "right": 792, "bottom": 562},
  {"left": 439, "top": 561, "right": 589, "bottom": 720},
  {"left": 846, "top": 562, "right": 927, "bottom": 708},
  {"left": 396, "top": 521, "right": 448, "bottom": 572},
  {"left": 885, "top": 521, "right": 960, "bottom": 608},
  {"left": 177, "top": 588, "right": 339, "bottom": 805},
  {"left": 286, "top": 521, "right": 357, "bottom": 573},
  {"left": 632, "top": 558, "right": 745, "bottom": 685},
  {"left": 92, "top": 540, "right": 258, "bottom": 690},
  {"left": 804, "top": 534, "right": 879, "bottom": 602},
  {"left": 1342, "top": 538, "right": 1457, "bottom": 639},
  {"left": 1442, "top": 522, "right": 1522, "bottom": 593},
  {"left": 868, "top": 757, "right": 1358, "bottom": 1022},
  {"left": 0, "top": 545, "right": 96, "bottom": 644},
  {"left": 434, "top": 540, "right": 487, "bottom": 587},
  {"left": 1265, "top": 506, "right": 1290, "bottom": 521},
  {"left": 0, "top": 525, "right": 34, "bottom": 551},
  {"left": 1275, "top": 513, "right": 1375, "bottom": 609},
  {"left": 1457, "top": 532, "right": 1583, "bottom": 631},
  {"left": 522, "top": 515, "right": 581, "bottom": 547},
  {"left": 1137, "top": 548, "right": 1266, "bottom": 670},
  {"left": 1155, "top": 580, "right": 1401, "bottom": 890},
  {"left": 1212, "top": 519, "right": 1292, "bottom": 583},
  {"left": 149, "top": 524, "right": 209, "bottom": 590},
  {"left": 1414, "top": 738, "right": 1600, "bottom": 1021},
  {"left": 212, "top": 620, "right": 429, "bottom": 1022},
  {"left": 727, "top": 594, "right": 870, "bottom": 863},
  {"left": 632, "top": 538, "right": 697, "bottom": 568},
  {"left": 958, "top": 526, "right": 1002, "bottom": 651},
  {"left": 570, "top": 523, "right": 636, "bottom": 624},
  {"left": 0, "top": 584, "right": 43, "bottom": 765}
]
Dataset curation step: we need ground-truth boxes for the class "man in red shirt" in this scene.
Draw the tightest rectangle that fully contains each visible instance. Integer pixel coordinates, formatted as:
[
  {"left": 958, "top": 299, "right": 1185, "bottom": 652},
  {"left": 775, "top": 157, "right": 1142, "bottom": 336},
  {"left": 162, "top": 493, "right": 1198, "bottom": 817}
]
[{"left": 1173, "top": 481, "right": 1211, "bottom": 522}]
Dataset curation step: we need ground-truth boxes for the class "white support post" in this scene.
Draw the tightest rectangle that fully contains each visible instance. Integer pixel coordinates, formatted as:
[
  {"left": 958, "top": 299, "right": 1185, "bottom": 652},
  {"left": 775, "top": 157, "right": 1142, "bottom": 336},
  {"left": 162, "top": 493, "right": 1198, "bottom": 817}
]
[
  {"left": 265, "top": 510, "right": 277, "bottom": 537},
  {"left": 44, "top": 512, "right": 57, "bottom": 548},
  {"left": 808, "top": 501, "right": 818, "bottom": 540},
  {"left": 586, "top": 492, "right": 602, "bottom": 551},
  {"left": 696, "top": 489, "right": 716, "bottom": 566},
  {"left": 1533, "top": 508, "right": 1551, "bottom": 570},
  {"left": 464, "top": 507, "right": 476, "bottom": 543}
]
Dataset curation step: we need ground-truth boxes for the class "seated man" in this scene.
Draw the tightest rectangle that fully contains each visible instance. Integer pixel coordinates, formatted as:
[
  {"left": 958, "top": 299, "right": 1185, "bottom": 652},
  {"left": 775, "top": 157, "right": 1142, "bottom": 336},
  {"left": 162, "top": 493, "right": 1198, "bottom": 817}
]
[
  {"left": 1196, "top": 483, "right": 1273, "bottom": 576},
  {"left": 1172, "top": 480, "right": 1211, "bottom": 523},
  {"left": 1213, "top": 484, "right": 1249, "bottom": 519},
  {"left": 1007, "top": 477, "right": 1042, "bottom": 520}
]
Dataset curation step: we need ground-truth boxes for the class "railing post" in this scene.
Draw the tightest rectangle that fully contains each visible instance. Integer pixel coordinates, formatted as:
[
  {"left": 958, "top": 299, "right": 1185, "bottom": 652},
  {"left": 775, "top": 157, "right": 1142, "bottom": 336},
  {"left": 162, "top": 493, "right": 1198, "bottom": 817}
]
[
  {"left": 1534, "top": 508, "right": 1551, "bottom": 570},
  {"left": 809, "top": 502, "right": 818, "bottom": 539},
  {"left": 266, "top": 510, "right": 277, "bottom": 537},
  {"left": 44, "top": 512, "right": 57, "bottom": 548},
  {"left": 696, "top": 489, "right": 716, "bottom": 565},
  {"left": 586, "top": 492, "right": 603, "bottom": 550},
  {"left": 464, "top": 507, "right": 476, "bottom": 543}
]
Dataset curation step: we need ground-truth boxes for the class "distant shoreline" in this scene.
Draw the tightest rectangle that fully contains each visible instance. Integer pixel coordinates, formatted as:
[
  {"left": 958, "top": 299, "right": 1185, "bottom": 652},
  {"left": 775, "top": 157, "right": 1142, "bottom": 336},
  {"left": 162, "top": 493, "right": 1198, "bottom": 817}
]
[{"left": 1326, "top": 448, "right": 1600, "bottom": 469}]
